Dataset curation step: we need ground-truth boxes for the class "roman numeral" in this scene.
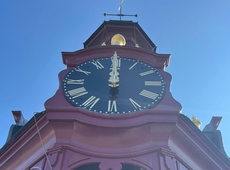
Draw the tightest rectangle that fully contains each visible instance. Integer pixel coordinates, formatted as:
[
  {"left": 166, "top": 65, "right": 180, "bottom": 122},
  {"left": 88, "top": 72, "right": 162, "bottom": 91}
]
[
  {"left": 66, "top": 79, "right": 84, "bottom": 84},
  {"left": 108, "top": 100, "right": 117, "bottom": 112},
  {"left": 129, "top": 60, "right": 139, "bottom": 70},
  {"left": 129, "top": 98, "right": 141, "bottom": 109},
  {"left": 139, "top": 90, "right": 159, "bottom": 100},
  {"left": 75, "top": 67, "right": 91, "bottom": 75},
  {"left": 68, "top": 87, "right": 88, "bottom": 99},
  {"left": 117, "top": 58, "right": 121, "bottom": 68},
  {"left": 111, "top": 57, "right": 121, "bottom": 69},
  {"left": 82, "top": 96, "right": 100, "bottom": 109},
  {"left": 91, "top": 60, "right": 104, "bottom": 69},
  {"left": 144, "top": 81, "right": 162, "bottom": 86},
  {"left": 139, "top": 70, "right": 155, "bottom": 76}
]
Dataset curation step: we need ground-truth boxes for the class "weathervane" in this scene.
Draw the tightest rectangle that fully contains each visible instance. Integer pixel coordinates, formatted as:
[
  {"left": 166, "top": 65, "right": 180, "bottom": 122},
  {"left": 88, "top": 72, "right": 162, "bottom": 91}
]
[{"left": 104, "top": 0, "right": 138, "bottom": 21}]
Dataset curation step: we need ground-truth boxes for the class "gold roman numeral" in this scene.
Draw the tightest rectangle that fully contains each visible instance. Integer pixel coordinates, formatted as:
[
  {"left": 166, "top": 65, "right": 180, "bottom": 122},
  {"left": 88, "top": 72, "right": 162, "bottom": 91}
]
[
  {"left": 139, "top": 70, "right": 155, "bottom": 76},
  {"left": 66, "top": 79, "right": 84, "bottom": 84},
  {"left": 129, "top": 60, "right": 139, "bottom": 70},
  {"left": 82, "top": 96, "right": 100, "bottom": 109},
  {"left": 129, "top": 98, "right": 141, "bottom": 109},
  {"left": 91, "top": 60, "right": 104, "bottom": 69},
  {"left": 75, "top": 67, "right": 91, "bottom": 75},
  {"left": 139, "top": 90, "right": 158, "bottom": 100},
  {"left": 68, "top": 87, "right": 88, "bottom": 98},
  {"left": 144, "top": 81, "right": 162, "bottom": 86},
  {"left": 108, "top": 100, "right": 117, "bottom": 112}
]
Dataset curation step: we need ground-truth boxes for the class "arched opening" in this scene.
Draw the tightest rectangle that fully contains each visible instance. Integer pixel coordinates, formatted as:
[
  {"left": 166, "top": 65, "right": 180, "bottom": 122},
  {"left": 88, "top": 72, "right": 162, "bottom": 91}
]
[
  {"left": 30, "top": 167, "right": 42, "bottom": 170},
  {"left": 122, "top": 164, "right": 145, "bottom": 170},
  {"left": 74, "top": 163, "right": 100, "bottom": 170},
  {"left": 74, "top": 163, "right": 145, "bottom": 170}
]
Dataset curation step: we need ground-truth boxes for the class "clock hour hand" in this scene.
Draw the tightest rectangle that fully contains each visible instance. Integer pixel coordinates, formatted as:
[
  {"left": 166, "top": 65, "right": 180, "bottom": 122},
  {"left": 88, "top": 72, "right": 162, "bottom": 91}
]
[{"left": 108, "top": 51, "right": 120, "bottom": 87}]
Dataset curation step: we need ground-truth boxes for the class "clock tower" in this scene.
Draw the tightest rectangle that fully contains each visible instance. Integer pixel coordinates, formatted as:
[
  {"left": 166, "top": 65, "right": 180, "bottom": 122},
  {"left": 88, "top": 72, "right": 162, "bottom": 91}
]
[
  {"left": 44, "top": 20, "right": 184, "bottom": 170},
  {"left": 1, "top": 20, "right": 230, "bottom": 170}
]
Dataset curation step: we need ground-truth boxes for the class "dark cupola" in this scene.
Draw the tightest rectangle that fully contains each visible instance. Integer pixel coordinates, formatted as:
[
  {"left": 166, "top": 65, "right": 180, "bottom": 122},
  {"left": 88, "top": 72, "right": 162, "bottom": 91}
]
[{"left": 84, "top": 20, "right": 157, "bottom": 52}]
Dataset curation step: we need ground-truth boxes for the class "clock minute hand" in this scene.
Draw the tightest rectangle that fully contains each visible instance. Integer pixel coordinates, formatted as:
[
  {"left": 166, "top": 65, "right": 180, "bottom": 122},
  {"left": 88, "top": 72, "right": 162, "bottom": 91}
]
[{"left": 108, "top": 51, "right": 120, "bottom": 88}]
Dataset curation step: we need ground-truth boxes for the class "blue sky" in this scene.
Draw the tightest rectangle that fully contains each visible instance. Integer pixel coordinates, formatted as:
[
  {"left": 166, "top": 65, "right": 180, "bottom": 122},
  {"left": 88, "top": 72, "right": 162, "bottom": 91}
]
[{"left": 0, "top": 0, "right": 230, "bottom": 157}]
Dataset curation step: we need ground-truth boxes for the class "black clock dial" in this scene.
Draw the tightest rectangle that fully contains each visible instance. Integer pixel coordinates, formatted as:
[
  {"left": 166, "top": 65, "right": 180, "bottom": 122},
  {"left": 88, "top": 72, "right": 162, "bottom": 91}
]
[{"left": 62, "top": 52, "right": 166, "bottom": 114}]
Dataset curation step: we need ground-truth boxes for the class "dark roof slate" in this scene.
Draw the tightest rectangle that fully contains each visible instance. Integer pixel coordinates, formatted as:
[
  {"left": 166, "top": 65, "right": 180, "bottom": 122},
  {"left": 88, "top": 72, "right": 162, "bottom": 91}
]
[
  {"left": 179, "top": 114, "right": 230, "bottom": 163},
  {"left": 0, "top": 111, "right": 46, "bottom": 156}
]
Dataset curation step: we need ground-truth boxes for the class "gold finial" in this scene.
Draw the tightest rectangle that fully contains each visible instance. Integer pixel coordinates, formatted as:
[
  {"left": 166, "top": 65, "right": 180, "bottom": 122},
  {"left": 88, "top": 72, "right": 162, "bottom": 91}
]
[{"left": 192, "top": 116, "right": 202, "bottom": 129}]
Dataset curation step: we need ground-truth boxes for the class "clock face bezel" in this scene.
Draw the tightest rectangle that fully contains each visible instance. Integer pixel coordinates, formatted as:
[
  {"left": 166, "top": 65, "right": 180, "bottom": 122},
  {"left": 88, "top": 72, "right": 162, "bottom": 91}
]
[{"left": 62, "top": 54, "right": 166, "bottom": 115}]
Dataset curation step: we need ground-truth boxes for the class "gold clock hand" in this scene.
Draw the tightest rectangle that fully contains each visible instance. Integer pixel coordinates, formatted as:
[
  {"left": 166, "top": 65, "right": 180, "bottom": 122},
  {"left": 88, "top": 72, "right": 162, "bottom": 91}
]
[{"left": 108, "top": 51, "right": 120, "bottom": 87}]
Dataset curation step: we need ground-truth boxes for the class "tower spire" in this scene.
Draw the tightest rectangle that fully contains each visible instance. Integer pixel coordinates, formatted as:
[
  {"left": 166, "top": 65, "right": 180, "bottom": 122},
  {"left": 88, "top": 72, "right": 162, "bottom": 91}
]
[
  {"left": 118, "top": 0, "right": 124, "bottom": 20},
  {"left": 104, "top": 0, "right": 138, "bottom": 21}
]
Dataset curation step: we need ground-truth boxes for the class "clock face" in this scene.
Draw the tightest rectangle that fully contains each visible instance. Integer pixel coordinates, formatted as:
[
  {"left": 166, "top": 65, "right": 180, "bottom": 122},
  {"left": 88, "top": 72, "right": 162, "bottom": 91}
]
[{"left": 63, "top": 52, "right": 166, "bottom": 114}]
